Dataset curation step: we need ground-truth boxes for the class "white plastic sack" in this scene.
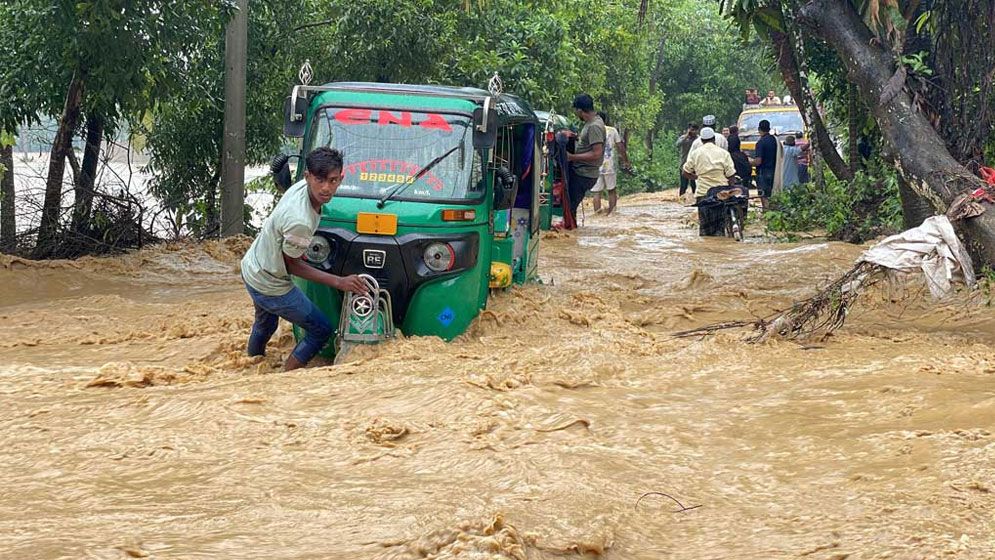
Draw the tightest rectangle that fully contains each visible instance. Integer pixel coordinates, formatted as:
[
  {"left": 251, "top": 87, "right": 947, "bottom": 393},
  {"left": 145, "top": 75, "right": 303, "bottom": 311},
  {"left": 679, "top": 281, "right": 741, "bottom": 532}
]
[{"left": 858, "top": 215, "right": 976, "bottom": 298}]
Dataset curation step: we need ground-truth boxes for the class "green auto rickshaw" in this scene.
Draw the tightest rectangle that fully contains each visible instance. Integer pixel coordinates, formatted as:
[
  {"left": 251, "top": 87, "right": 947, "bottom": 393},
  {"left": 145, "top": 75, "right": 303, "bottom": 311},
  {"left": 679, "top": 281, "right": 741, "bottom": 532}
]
[
  {"left": 533, "top": 109, "right": 572, "bottom": 230},
  {"left": 271, "top": 70, "right": 542, "bottom": 358}
]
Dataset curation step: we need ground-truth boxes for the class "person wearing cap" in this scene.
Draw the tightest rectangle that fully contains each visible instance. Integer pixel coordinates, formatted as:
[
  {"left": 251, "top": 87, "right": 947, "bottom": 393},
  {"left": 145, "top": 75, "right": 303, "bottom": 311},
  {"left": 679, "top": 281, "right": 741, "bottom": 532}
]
[
  {"left": 681, "top": 127, "right": 736, "bottom": 195},
  {"left": 565, "top": 93, "right": 606, "bottom": 223},
  {"left": 690, "top": 115, "right": 728, "bottom": 154}
]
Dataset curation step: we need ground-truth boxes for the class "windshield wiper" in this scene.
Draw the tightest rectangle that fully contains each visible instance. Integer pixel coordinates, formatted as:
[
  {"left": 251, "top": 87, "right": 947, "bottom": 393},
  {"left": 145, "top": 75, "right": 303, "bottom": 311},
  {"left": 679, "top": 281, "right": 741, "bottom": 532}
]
[{"left": 376, "top": 144, "right": 462, "bottom": 209}]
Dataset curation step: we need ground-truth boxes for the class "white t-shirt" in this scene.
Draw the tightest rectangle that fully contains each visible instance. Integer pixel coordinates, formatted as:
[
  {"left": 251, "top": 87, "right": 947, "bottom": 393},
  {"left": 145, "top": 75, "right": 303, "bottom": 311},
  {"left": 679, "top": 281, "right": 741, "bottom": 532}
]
[
  {"left": 600, "top": 126, "right": 623, "bottom": 175},
  {"left": 241, "top": 180, "right": 319, "bottom": 296}
]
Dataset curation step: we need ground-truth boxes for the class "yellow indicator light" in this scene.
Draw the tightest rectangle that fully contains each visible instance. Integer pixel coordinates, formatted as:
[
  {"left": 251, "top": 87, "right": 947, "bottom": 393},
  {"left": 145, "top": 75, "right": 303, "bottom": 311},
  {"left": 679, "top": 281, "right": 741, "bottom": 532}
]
[
  {"left": 442, "top": 209, "right": 476, "bottom": 221},
  {"left": 356, "top": 212, "right": 398, "bottom": 235}
]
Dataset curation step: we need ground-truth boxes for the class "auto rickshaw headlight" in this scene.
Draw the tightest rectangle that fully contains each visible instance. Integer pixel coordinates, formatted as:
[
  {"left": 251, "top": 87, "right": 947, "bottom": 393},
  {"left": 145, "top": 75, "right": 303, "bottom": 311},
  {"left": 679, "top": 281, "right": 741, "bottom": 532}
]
[
  {"left": 423, "top": 242, "right": 455, "bottom": 272},
  {"left": 305, "top": 235, "right": 331, "bottom": 264}
]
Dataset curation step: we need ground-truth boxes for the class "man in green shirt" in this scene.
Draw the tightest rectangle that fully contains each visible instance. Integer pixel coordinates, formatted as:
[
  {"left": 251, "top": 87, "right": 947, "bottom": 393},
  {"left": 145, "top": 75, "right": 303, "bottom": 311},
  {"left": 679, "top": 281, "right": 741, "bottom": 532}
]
[
  {"left": 565, "top": 93, "right": 605, "bottom": 224},
  {"left": 241, "top": 147, "right": 367, "bottom": 371}
]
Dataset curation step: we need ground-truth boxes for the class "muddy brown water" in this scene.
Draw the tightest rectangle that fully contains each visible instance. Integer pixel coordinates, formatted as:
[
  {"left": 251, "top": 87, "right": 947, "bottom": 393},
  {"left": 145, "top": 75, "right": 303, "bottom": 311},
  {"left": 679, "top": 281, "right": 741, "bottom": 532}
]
[{"left": 2, "top": 192, "right": 994, "bottom": 559}]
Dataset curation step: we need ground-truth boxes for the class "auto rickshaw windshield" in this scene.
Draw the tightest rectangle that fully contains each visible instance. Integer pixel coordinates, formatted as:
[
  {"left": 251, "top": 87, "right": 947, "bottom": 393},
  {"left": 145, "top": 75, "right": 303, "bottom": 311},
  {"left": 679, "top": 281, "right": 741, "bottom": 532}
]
[{"left": 308, "top": 107, "right": 480, "bottom": 202}]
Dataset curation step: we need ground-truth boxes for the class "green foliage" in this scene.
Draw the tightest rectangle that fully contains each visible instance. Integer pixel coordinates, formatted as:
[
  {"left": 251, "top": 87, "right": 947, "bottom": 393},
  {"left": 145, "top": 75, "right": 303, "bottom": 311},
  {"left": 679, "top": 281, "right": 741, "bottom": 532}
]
[
  {"left": 765, "top": 159, "right": 903, "bottom": 242},
  {"left": 0, "top": 0, "right": 234, "bottom": 132},
  {"left": 142, "top": 0, "right": 311, "bottom": 238},
  {"left": 659, "top": 1, "right": 778, "bottom": 132},
  {"left": 900, "top": 51, "right": 932, "bottom": 76},
  {"left": 619, "top": 130, "right": 681, "bottom": 194}
]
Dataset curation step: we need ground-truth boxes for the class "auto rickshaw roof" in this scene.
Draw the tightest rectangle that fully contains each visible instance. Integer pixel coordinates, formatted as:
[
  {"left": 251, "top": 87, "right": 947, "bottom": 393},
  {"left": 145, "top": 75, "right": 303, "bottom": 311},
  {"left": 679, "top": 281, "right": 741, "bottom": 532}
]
[
  {"left": 312, "top": 82, "right": 538, "bottom": 124},
  {"left": 534, "top": 110, "right": 571, "bottom": 129}
]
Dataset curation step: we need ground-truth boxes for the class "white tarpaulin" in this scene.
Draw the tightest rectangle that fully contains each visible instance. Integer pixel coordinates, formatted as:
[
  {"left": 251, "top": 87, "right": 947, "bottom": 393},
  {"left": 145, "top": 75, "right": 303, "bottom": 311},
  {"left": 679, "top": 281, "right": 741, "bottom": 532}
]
[{"left": 858, "top": 215, "right": 976, "bottom": 298}]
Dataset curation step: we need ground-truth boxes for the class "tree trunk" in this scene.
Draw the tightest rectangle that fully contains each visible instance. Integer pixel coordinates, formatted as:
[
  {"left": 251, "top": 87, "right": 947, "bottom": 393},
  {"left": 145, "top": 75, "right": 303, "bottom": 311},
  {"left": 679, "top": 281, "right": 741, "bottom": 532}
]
[
  {"left": 897, "top": 175, "right": 933, "bottom": 229},
  {"left": 1, "top": 143, "right": 14, "bottom": 253},
  {"left": 71, "top": 114, "right": 104, "bottom": 235},
  {"left": 847, "top": 83, "right": 859, "bottom": 174},
  {"left": 769, "top": 26, "right": 853, "bottom": 181},
  {"left": 35, "top": 72, "right": 85, "bottom": 258},
  {"left": 799, "top": 0, "right": 995, "bottom": 266}
]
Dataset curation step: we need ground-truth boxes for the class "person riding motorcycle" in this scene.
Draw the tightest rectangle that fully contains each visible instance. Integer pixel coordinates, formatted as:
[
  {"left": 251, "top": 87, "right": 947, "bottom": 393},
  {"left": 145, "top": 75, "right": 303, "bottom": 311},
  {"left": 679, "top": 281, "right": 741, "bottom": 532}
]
[{"left": 681, "top": 127, "right": 736, "bottom": 195}]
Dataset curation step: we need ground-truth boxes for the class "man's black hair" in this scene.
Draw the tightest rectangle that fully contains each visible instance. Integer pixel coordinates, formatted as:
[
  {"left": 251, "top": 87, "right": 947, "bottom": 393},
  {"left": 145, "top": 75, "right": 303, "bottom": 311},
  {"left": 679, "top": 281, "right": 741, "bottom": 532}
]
[
  {"left": 572, "top": 93, "right": 594, "bottom": 112},
  {"left": 758, "top": 119, "right": 771, "bottom": 132},
  {"left": 597, "top": 110, "right": 609, "bottom": 125},
  {"left": 306, "top": 147, "right": 344, "bottom": 178},
  {"left": 689, "top": 124, "right": 700, "bottom": 131},
  {"left": 728, "top": 136, "right": 741, "bottom": 152}
]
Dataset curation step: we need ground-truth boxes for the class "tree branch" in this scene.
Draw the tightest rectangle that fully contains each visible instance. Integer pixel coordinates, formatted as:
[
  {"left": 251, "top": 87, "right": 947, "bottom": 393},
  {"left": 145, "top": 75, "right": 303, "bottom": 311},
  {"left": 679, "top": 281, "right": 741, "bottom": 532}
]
[{"left": 293, "top": 19, "right": 334, "bottom": 32}]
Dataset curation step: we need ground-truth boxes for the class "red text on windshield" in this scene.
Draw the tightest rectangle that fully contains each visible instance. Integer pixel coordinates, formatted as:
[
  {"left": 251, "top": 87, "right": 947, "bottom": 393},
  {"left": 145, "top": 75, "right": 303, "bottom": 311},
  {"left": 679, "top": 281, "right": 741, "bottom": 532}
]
[{"left": 333, "top": 109, "right": 453, "bottom": 132}]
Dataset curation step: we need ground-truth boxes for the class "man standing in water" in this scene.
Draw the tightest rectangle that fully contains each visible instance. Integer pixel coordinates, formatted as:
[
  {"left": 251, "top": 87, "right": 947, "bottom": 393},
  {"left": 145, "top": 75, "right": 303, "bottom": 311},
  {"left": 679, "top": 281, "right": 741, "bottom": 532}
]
[
  {"left": 676, "top": 123, "right": 699, "bottom": 199},
  {"left": 591, "top": 111, "right": 631, "bottom": 215},
  {"left": 240, "top": 147, "right": 368, "bottom": 371},
  {"left": 751, "top": 119, "right": 779, "bottom": 210},
  {"left": 565, "top": 93, "right": 605, "bottom": 222}
]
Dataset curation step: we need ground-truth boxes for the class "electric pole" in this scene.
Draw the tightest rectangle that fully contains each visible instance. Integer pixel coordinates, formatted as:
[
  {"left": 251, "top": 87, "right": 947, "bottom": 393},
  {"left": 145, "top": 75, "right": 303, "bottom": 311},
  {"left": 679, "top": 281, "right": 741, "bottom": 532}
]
[{"left": 220, "top": 0, "right": 248, "bottom": 237}]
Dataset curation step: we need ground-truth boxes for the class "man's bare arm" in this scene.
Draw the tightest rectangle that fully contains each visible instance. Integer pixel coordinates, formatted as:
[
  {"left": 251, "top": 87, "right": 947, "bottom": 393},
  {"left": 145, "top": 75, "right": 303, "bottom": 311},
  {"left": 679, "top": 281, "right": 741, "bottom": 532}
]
[
  {"left": 284, "top": 254, "right": 369, "bottom": 294},
  {"left": 567, "top": 143, "right": 604, "bottom": 163}
]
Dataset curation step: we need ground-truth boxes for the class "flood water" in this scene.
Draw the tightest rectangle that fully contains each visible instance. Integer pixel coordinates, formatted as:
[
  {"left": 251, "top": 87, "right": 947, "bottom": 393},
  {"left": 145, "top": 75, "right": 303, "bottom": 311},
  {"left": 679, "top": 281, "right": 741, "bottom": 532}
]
[{"left": 2, "top": 192, "right": 994, "bottom": 559}]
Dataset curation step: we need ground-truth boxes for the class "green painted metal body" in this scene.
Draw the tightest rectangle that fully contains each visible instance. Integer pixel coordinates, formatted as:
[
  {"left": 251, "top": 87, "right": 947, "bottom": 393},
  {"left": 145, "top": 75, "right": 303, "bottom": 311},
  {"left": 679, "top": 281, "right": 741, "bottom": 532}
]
[{"left": 288, "top": 83, "right": 541, "bottom": 357}]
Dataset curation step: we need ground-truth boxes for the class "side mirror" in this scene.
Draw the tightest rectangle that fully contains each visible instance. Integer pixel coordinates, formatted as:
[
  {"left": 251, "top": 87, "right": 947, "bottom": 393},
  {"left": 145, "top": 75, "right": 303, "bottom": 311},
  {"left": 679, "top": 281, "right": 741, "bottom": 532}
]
[
  {"left": 492, "top": 166, "right": 517, "bottom": 211},
  {"left": 472, "top": 105, "right": 498, "bottom": 149},
  {"left": 270, "top": 153, "right": 295, "bottom": 192},
  {"left": 283, "top": 95, "right": 308, "bottom": 138}
]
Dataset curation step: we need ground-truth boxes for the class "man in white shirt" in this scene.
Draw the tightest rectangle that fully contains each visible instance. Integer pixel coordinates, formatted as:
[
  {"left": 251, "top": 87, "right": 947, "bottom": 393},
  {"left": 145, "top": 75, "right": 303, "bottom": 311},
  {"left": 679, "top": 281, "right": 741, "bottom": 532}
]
[{"left": 690, "top": 114, "right": 728, "bottom": 154}]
